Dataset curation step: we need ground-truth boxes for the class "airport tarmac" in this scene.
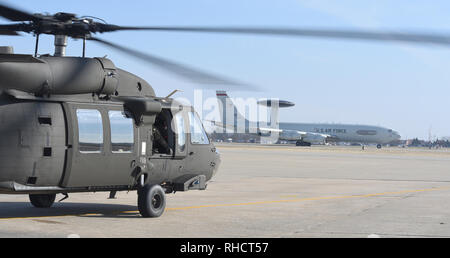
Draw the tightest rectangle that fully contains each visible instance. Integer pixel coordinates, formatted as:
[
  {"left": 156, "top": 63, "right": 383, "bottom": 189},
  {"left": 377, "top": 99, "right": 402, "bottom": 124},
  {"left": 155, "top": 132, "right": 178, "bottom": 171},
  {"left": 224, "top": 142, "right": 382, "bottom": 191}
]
[{"left": 1, "top": 143, "right": 450, "bottom": 238}]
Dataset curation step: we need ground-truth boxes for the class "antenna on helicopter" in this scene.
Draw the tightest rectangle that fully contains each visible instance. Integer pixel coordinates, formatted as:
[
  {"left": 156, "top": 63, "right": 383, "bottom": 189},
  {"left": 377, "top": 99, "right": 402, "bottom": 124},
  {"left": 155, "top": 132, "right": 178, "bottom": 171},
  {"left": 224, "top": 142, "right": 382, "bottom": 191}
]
[{"left": 166, "top": 89, "right": 183, "bottom": 99}]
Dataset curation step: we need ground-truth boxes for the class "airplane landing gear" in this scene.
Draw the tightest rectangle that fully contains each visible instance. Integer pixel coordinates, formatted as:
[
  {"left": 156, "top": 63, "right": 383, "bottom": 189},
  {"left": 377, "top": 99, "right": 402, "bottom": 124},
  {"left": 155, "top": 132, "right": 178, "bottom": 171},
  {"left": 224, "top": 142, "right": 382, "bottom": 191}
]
[
  {"left": 29, "top": 194, "right": 56, "bottom": 208},
  {"left": 138, "top": 184, "right": 166, "bottom": 218},
  {"left": 377, "top": 144, "right": 382, "bottom": 149},
  {"left": 296, "top": 140, "right": 311, "bottom": 146}
]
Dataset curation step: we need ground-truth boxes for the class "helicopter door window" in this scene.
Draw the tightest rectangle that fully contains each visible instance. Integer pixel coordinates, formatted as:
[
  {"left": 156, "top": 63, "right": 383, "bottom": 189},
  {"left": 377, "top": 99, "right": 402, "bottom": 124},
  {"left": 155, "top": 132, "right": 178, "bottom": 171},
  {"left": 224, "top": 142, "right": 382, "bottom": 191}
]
[
  {"left": 174, "top": 112, "right": 186, "bottom": 152},
  {"left": 76, "top": 109, "right": 104, "bottom": 153},
  {"left": 152, "top": 109, "right": 174, "bottom": 155},
  {"left": 188, "top": 111, "right": 210, "bottom": 145},
  {"left": 109, "top": 111, "right": 134, "bottom": 153}
]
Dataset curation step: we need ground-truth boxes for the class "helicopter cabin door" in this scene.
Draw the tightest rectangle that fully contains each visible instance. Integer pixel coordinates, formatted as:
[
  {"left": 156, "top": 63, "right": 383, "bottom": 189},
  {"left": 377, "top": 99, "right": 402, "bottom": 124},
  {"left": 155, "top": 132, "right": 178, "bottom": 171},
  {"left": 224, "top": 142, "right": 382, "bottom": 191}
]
[
  {"left": 61, "top": 103, "right": 137, "bottom": 188},
  {"left": 183, "top": 110, "right": 215, "bottom": 176}
]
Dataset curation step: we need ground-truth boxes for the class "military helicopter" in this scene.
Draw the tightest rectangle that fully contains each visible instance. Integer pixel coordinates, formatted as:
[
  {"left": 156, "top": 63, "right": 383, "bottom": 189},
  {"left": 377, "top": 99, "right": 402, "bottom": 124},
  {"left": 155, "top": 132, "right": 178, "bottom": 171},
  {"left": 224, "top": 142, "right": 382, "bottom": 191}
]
[{"left": 0, "top": 3, "right": 449, "bottom": 217}]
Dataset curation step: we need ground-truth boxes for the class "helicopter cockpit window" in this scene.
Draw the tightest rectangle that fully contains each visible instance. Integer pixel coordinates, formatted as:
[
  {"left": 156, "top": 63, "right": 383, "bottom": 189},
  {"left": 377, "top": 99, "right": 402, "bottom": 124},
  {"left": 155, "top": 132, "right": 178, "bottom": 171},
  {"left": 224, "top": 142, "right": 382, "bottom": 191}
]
[
  {"left": 174, "top": 112, "right": 186, "bottom": 152},
  {"left": 109, "top": 111, "right": 134, "bottom": 153},
  {"left": 76, "top": 109, "right": 104, "bottom": 153},
  {"left": 188, "top": 111, "right": 210, "bottom": 145}
]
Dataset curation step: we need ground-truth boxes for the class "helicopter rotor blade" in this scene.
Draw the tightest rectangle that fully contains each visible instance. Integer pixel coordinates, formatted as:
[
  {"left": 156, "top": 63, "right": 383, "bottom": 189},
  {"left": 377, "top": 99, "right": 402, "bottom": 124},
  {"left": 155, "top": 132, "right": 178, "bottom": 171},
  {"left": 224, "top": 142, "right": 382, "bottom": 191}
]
[
  {"left": 97, "top": 25, "right": 450, "bottom": 47},
  {"left": 89, "top": 37, "right": 256, "bottom": 90},
  {"left": 0, "top": 1, "right": 449, "bottom": 47},
  {"left": 0, "top": 25, "right": 19, "bottom": 35},
  {"left": 0, "top": 3, "right": 40, "bottom": 22},
  {"left": 0, "top": 30, "right": 19, "bottom": 35},
  {"left": 0, "top": 24, "right": 27, "bottom": 35}
]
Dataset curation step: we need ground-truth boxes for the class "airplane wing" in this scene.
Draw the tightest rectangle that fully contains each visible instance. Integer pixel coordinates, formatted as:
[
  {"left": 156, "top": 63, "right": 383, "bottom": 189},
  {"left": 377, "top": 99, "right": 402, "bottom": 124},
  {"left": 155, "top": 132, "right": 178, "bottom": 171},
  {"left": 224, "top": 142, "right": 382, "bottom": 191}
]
[
  {"left": 206, "top": 120, "right": 280, "bottom": 135},
  {"left": 206, "top": 120, "right": 334, "bottom": 143},
  {"left": 206, "top": 120, "right": 240, "bottom": 132},
  {"left": 269, "top": 128, "right": 332, "bottom": 143}
]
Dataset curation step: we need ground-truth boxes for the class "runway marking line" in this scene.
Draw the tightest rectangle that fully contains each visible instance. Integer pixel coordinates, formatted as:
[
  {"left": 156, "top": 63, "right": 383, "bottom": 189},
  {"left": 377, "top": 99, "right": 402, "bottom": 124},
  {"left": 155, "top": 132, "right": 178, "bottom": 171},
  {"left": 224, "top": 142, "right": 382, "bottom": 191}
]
[
  {"left": 279, "top": 195, "right": 299, "bottom": 198},
  {"left": 162, "top": 186, "right": 450, "bottom": 211},
  {"left": 0, "top": 186, "right": 449, "bottom": 220}
]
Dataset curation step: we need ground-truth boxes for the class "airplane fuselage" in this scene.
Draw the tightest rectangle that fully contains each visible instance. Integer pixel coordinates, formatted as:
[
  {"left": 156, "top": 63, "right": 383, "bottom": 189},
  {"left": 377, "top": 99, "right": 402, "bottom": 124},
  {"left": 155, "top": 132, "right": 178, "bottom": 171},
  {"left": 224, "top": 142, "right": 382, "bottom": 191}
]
[{"left": 279, "top": 122, "right": 401, "bottom": 144}]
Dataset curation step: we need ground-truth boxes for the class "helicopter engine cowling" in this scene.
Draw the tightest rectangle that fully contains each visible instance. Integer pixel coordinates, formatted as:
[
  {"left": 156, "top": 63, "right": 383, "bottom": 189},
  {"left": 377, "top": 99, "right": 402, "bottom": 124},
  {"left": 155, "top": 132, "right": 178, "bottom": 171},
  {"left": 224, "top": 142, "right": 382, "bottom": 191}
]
[{"left": 0, "top": 55, "right": 118, "bottom": 95}]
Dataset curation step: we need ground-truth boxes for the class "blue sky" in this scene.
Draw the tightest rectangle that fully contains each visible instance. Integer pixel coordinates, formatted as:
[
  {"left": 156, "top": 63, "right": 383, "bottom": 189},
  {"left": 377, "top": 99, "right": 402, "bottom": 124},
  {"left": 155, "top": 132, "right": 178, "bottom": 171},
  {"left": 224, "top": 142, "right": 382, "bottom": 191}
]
[{"left": 2, "top": 0, "right": 450, "bottom": 139}]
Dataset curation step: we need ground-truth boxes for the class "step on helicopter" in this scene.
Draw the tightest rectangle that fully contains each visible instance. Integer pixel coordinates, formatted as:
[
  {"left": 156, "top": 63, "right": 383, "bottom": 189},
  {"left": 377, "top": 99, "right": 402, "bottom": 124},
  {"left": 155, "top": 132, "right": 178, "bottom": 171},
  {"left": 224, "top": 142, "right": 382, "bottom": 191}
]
[{"left": 0, "top": 3, "right": 448, "bottom": 217}]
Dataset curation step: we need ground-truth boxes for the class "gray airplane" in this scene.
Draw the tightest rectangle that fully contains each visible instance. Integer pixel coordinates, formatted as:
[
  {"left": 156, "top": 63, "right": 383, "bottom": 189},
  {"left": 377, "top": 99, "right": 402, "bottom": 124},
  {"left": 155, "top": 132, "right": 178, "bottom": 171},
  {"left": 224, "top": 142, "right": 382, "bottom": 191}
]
[{"left": 213, "top": 91, "right": 401, "bottom": 148}]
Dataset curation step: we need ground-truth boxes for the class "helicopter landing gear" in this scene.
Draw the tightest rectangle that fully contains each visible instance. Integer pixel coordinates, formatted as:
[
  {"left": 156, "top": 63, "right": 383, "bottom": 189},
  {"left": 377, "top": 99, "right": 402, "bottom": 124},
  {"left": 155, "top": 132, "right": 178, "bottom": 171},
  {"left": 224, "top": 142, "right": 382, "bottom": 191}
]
[
  {"left": 29, "top": 194, "right": 56, "bottom": 208},
  {"left": 138, "top": 184, "right": 166, "bottom": 218}
]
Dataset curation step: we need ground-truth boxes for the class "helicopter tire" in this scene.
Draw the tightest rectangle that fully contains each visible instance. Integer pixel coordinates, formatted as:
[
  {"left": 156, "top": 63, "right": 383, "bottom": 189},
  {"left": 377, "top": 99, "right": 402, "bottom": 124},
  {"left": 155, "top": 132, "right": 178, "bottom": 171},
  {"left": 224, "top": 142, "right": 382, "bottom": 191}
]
[
  {"left": 29, "top": 194, "right": 56, "bottom": 208},
  {"left": 138, "top": 184, "right": 166, "bottom": 218}
]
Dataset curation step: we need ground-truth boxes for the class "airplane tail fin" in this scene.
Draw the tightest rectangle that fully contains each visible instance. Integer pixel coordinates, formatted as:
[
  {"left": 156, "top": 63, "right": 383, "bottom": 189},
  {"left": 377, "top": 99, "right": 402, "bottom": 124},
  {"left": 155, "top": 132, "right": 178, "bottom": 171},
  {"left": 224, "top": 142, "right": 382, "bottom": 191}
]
[{"left": 216, "top": 90, "right": 249, "bottom": 133}]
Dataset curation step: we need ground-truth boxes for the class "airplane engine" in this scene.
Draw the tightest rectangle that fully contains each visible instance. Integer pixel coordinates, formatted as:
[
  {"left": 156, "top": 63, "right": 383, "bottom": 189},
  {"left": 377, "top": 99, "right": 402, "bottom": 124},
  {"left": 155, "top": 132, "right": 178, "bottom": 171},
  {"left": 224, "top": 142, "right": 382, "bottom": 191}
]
[
  {"left": 279, "top": 130, "right": 327, "bottom": 143},
  {"left": 279, "top": 130, "right": 304, "bottom": 141},
  {"left": 302, "top": 133, "right": 327, "bottom": 143}
]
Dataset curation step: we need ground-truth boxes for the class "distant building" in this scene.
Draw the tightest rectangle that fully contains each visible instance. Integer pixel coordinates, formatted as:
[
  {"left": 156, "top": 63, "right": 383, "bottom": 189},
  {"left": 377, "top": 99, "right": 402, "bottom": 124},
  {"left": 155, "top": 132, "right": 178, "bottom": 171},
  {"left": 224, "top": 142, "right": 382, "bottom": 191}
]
[
  {"left": 407, "top": 138, "right": 425, "bottom": 147},
  {"left": 405, "top": 138, "right": 450, "bottom": 148}
]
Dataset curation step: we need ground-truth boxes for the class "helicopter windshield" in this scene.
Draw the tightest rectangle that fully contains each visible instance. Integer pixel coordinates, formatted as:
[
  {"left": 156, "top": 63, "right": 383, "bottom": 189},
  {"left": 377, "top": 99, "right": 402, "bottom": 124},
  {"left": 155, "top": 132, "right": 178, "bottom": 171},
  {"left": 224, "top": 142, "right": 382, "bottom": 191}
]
[{"left": 189, "top": 111, "right": 210, "bottom": 145}]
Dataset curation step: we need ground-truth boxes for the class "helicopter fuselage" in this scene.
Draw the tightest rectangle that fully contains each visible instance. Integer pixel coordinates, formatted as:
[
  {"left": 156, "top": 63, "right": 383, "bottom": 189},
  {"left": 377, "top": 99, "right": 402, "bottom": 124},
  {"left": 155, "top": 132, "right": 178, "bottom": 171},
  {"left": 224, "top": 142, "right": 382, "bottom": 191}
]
[{"left": 0, "top": 54, "right": 220, "bottom": 196}]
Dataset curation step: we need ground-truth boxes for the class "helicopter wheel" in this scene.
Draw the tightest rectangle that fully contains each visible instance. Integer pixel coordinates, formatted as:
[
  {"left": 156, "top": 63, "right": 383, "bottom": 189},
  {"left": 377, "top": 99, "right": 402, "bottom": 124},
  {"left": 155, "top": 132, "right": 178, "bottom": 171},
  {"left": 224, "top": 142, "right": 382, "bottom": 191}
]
[
  {"left": 138, "top": 184, "right": 166, "bottom": 218},
  {"left": 29, "top": 194, "right": 56, "bottom": 208}
]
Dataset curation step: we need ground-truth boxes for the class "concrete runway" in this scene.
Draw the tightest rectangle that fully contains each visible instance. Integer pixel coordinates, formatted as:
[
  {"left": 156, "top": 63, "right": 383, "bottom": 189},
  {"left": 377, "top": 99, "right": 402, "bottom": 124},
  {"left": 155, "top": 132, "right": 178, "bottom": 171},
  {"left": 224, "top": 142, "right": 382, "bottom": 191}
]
[{"left": 1, "top": 144, "right": 450, "bottom": 238}]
